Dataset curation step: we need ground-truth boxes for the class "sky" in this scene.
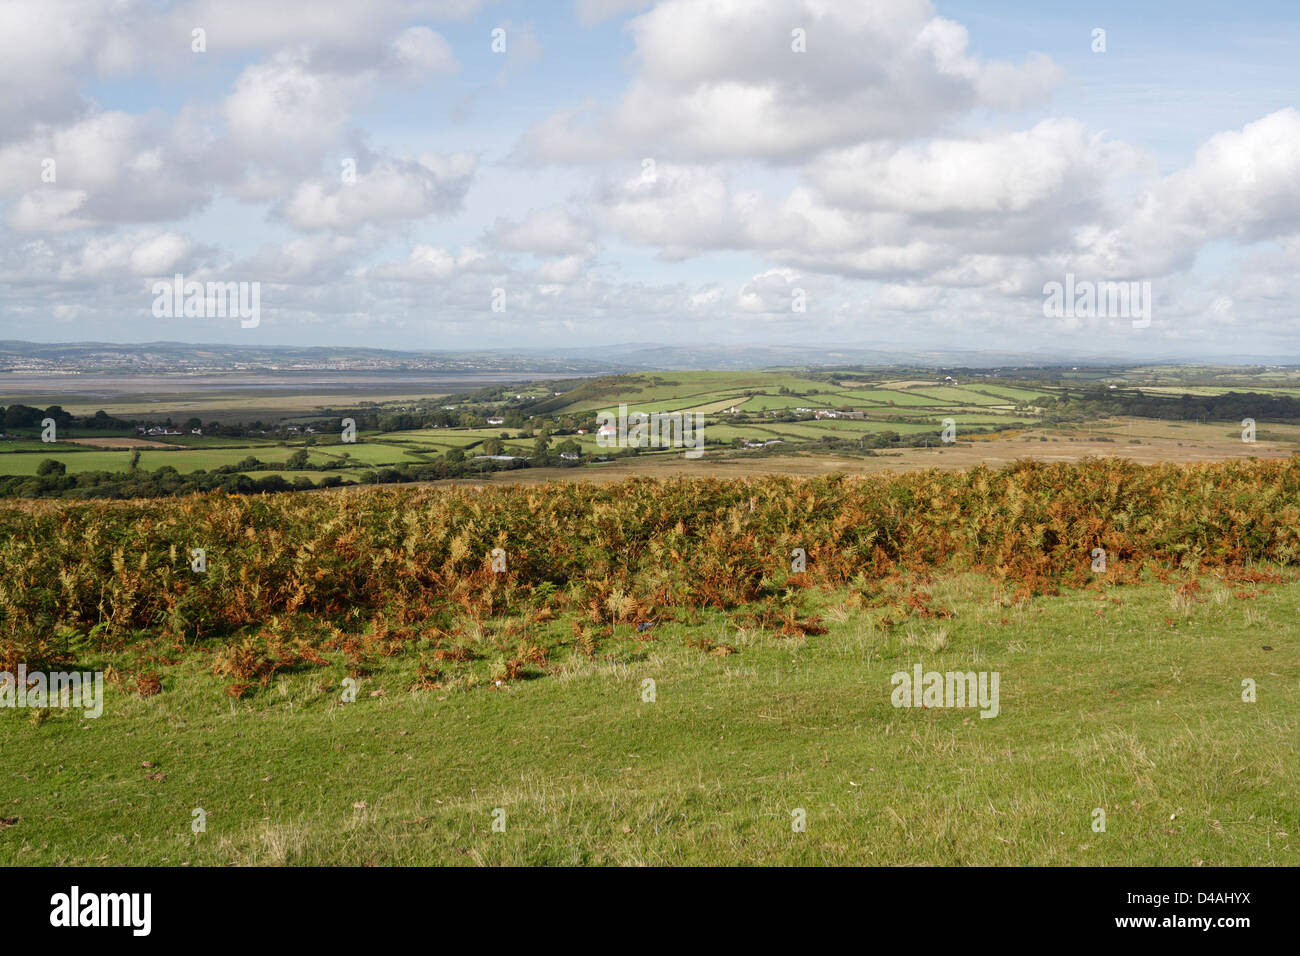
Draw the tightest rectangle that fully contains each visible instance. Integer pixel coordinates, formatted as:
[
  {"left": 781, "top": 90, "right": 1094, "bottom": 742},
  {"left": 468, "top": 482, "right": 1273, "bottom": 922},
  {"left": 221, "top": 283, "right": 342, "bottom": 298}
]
[{"left": 1, "top": 0, "right": 1298, "bottom": 360}]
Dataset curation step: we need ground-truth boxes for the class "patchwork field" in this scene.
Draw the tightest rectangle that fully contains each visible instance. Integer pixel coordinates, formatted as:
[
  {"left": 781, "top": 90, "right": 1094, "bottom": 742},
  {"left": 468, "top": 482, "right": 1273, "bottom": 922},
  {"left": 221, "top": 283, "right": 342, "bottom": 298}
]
[{"left": 2, "top": 367, "right": 1299, "bottom": 497}]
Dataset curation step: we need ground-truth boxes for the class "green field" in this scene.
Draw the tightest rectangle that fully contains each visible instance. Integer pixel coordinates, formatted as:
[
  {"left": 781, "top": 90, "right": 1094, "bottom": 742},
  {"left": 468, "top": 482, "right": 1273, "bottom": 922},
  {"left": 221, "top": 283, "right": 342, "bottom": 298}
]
[
  {"left": 5, "top": 367, "right": 1300, "bottom": 491},
  {"left": 2, "top": 571, "right": 1293, "bottom": 865},
  {"left": 857, "top": 388, "right": 945, "bottom": 406},
  {"left": 0, "top": 447, "right": 344, "bottom": 475},
  {"left": 973, "top": 384, "right": 1057, "bottom": 403},
  {"left": 1, "top": 456, "right": 1297, "bottom": 866},
  {"left": 895, "top": 386, "right": 1006, "bottom": 406}
]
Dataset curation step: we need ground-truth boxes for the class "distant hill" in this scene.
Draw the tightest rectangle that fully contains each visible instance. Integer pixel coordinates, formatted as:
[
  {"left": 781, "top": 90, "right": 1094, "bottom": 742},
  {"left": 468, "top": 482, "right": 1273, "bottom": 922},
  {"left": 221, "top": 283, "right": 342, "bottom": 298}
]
[
  {"left": 0, "top": 341, "right": 627, "bottom": 375},
  {"left": 1, "top": 340, "right": 1297, "bottom": 374}
]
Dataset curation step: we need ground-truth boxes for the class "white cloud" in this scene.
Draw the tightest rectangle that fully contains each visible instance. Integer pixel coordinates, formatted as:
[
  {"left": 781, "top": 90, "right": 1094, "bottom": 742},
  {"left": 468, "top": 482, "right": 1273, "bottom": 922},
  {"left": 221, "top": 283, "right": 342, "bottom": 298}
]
[
  {"left": 0, "top": 0, "right": 481, "bottom": 144},
  {"left": 58, "top": 231, "right": 196, "bottom": 281},
  {"left": 487, "top": 206, "right": 593, "bottom": 255},
  {"left": 807, "top": 120, "right": 1132, "bottom": 216},
  {"left": 239, "top": 234, "right": 367, "bottom": 283},
  {"left": 536, "top": 254, "right": 589, "bottom": 283},
  {"left": 223, "top": 53, "right": 366, "bottom": 157},
  {"left": 173, "top": 0, "right": 479, "bottom": 52},
  {"left": 0, "top": 0, "right": 142, "bottom": 140},
  {"left": 737, "top": 269, "right": 802, "bottom": 313},
  {"left": 0, "top": 0, "right": 1296, "bottom": 356},
  {"left": 128, "top": 232, "right": 194, "bottom": 275},
  {"left": 389, "top": 26, "right": 460, "bottom": 77},
  {"left": 6, "top": 190, "right": 93, "bottom": 233},
  {"left": 872, "top": 283, "right": 944, "bottom": 312},
  {"left": 368, "top": 244, "right": 500, "bottom": 281},
  {"left": 278, "top": 153, "right": 476, "bottom": 231},
  {"left": 1070, "top": 109, "right": 1300, "bottom": 277},
  {"left": 522, "top": 0, "right": 1062, "bottom": 163}
]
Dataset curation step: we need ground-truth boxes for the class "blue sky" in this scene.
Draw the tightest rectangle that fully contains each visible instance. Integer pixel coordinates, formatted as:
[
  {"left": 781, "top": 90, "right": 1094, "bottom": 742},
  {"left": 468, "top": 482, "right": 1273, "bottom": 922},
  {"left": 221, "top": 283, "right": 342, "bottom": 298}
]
[{"left": 1, "top": 0, "right": 1298, "bottom": 359}]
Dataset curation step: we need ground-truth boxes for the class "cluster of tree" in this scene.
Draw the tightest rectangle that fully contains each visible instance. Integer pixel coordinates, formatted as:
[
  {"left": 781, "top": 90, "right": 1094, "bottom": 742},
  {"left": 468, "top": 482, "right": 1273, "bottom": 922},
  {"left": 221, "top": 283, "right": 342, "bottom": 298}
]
[
  {"left": 196, "top": 419, "right": 271, "bottom": 437},
  {"left": 355, "top": 455, "right": 530, "bottom": 486},
  {"left": 720, "top": 424, "right": 1010, "bottom": 457},
  {"left": 0, "top": 443, "right": 573, "bottom": 499},
  {"left": 0, "top": 404, "right": 132, "bottom": 433},
  {"left": 1043, "top": 389, "right": 1300, "bottom": 423},
  {"left": 311, "top": 404, "right": 530, "bottom": 434},
  {"left": 0, "top": 404, "right": 259, "bottom": 438},
  {"left": 0, "top": 460, "right": 352, "bottom": 500}
]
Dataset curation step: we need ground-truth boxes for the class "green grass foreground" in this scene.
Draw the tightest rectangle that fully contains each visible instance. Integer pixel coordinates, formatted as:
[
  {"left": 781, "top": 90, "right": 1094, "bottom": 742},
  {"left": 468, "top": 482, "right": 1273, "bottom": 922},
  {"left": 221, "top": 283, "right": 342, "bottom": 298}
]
[{"left": 2, "top": 572, "right": 1294, "bottom": 866}]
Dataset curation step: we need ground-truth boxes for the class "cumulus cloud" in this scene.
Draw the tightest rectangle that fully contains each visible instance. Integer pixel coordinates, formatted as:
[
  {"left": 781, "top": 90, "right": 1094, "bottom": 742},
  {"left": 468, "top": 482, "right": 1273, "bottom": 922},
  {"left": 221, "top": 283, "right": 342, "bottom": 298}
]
[
  {"left": 521, "top": 0, "right": 1062, "bottom": 163},
  {"left": 486, "top": 206, "right": 593, "bottom": 255},
  {"left": 223, "top": 53, "right": 368, "bottom": 158},
  {"left": 737, "top": 269, "right": 803, "bottom": 313},
  {"left": 237, "top": 234, "right": 369, "bottom": 284},
  {"left": 368, "top": 244, "right": 501, "bottom": 281},
  {"left": 58, "top": 230, "right": 197, "bottom": 281},
  {"left": 806, "top": 120, "right": 1133, "bottom": 217},
  {"left": 0, "top": 0, "right": 1296, "bottom": 356},
  {"left": 277, "top": 153, "right": 476, "bottom": 231},
  {"left": 389, "top": 26, "right": 459, "bottom": 77},
  {"left": 0, "top": 0, "right": 478, "bottom": 144},
  {"left": 6, "top": 190, "right": 94, "bottom": 234},
  {"left": 172, "top": 0, "right": 478, "bottom": 55},
  {"left": 0, "top": 0, "right": 142, "bottom": 141},
  {"left": 1068, "top": 109, "right": 1300, "bottom": 277},
  {"left": 592, "top": 164, "right": 773, "bottom": 258},
  {"left": 535, "top": 254, "right": 590, "bottom": 283},
  {"left": 0, "top": 109, "right": 240, "bottom": 231}
]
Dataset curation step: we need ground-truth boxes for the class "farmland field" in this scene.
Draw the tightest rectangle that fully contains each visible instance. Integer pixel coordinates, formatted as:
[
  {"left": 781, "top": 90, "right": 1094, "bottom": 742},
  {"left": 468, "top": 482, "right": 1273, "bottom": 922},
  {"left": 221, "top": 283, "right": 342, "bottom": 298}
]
[{"left": 4, "top": 368, "right": 1300, "bottom": 496}]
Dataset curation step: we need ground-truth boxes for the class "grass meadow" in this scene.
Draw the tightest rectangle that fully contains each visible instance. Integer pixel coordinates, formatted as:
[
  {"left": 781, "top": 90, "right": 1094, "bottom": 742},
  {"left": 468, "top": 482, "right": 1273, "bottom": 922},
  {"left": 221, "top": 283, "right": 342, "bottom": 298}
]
[{"left": 0, "top": 572, "right": 1293, "bottom": 865}]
